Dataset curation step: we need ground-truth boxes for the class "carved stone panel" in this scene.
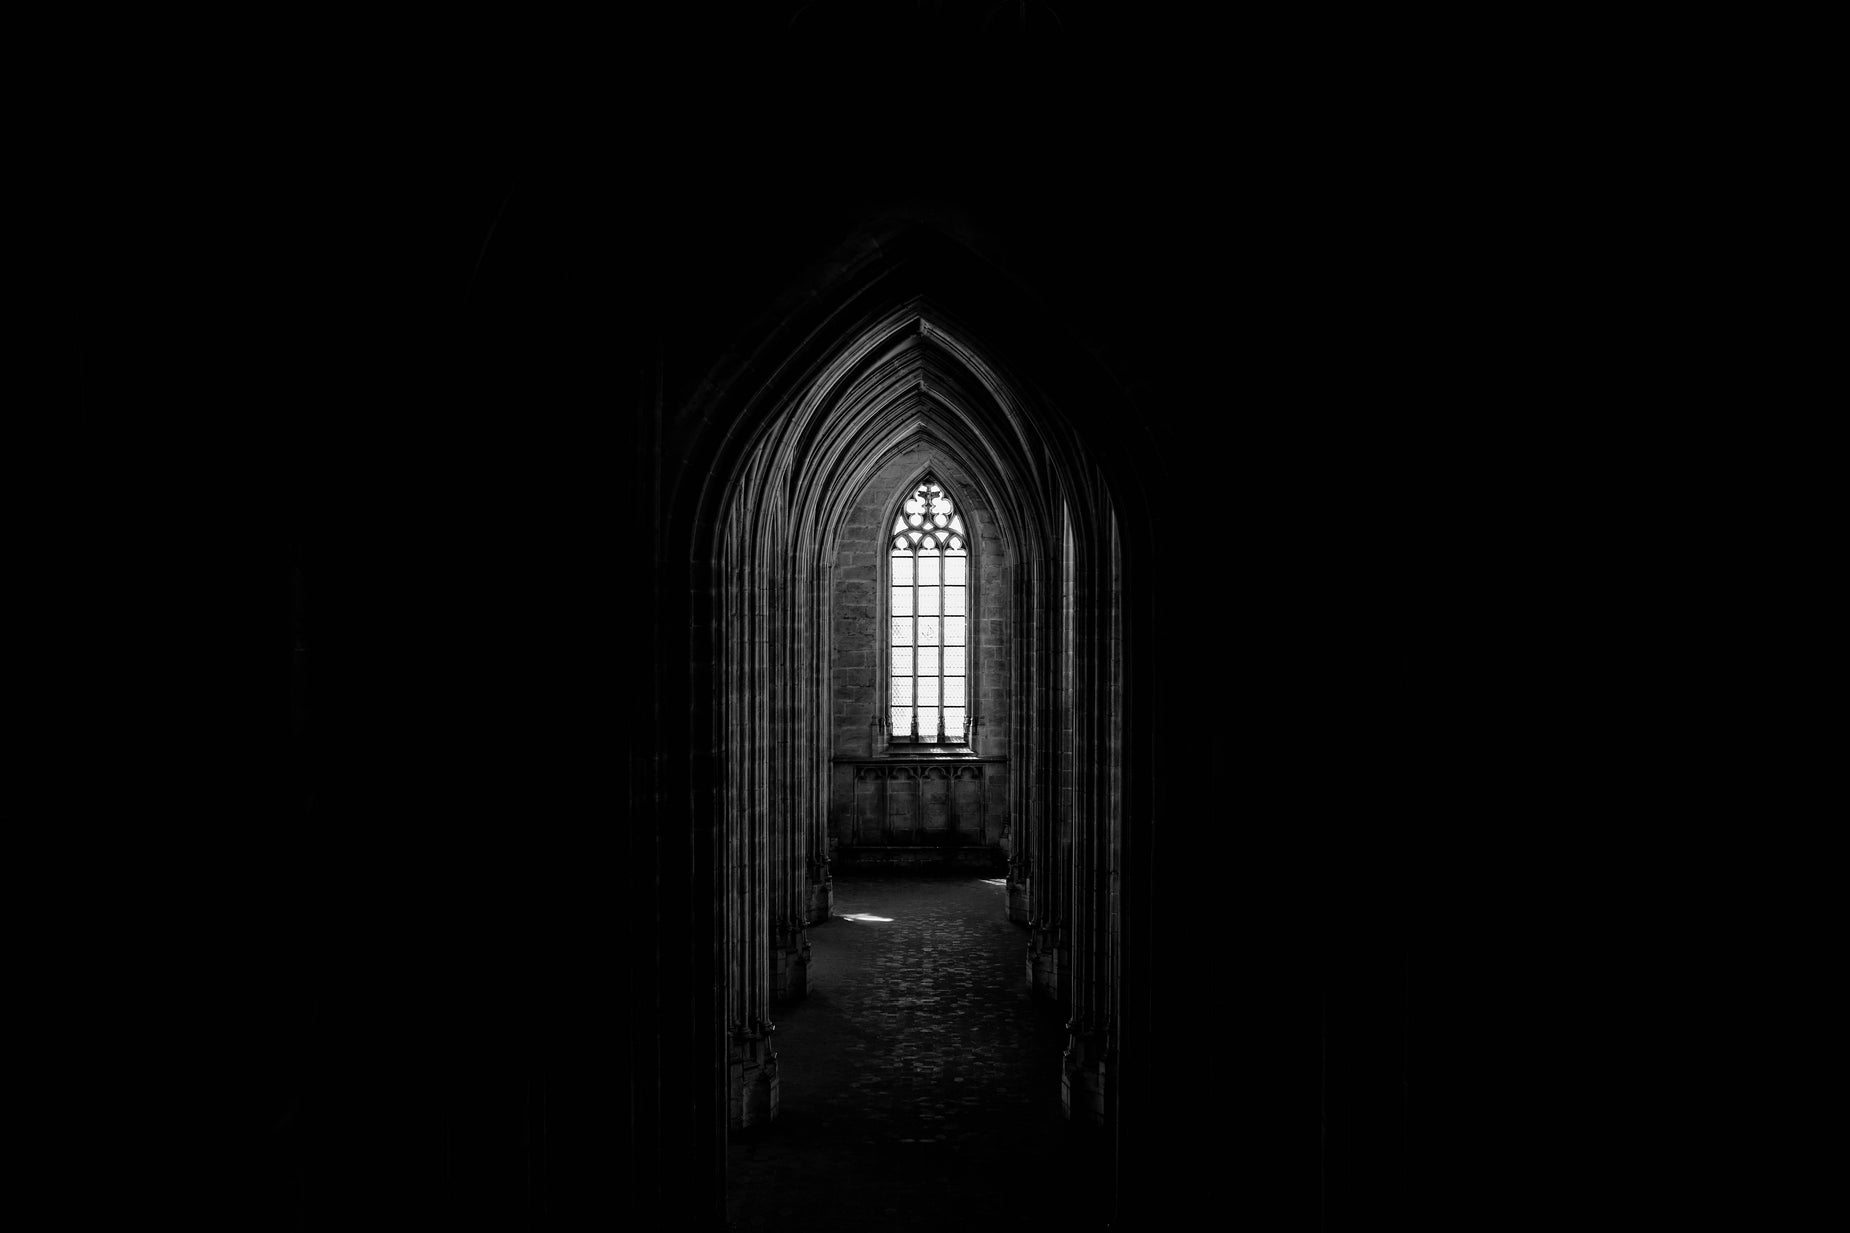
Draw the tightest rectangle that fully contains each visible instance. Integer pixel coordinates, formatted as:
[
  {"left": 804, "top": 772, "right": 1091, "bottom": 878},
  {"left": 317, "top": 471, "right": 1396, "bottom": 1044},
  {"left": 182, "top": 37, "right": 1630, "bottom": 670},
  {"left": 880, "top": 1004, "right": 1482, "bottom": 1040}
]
[
  {"left": 834, "top": 759, "right": 1003, "bottom": 851},
  {"left": 922, "top": 766, "right": 952, "bottom": 837}
]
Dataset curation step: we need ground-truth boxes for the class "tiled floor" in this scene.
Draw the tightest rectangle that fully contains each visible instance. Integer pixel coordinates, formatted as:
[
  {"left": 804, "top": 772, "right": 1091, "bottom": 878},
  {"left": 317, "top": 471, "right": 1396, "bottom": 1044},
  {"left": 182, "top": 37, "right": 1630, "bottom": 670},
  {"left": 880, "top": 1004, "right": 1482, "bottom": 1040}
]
[{"left": 725, "top": 870, "right": 1102, "bottom": 1232}]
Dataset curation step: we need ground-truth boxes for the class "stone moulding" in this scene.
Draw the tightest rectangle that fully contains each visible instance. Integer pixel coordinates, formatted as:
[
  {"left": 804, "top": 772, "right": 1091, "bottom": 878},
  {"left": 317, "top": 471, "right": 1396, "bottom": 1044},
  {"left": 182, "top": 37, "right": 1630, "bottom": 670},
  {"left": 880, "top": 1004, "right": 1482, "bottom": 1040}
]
[{"left": 836, "top": 755, "right": 1004, "bottom": 848}]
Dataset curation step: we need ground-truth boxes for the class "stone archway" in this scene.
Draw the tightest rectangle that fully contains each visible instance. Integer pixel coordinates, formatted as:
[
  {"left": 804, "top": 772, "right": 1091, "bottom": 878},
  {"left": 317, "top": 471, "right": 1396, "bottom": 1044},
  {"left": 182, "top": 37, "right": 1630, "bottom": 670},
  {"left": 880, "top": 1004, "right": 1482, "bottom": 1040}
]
[{"left": 667, "top": 226, "right": 1158, "bottom": 1205}]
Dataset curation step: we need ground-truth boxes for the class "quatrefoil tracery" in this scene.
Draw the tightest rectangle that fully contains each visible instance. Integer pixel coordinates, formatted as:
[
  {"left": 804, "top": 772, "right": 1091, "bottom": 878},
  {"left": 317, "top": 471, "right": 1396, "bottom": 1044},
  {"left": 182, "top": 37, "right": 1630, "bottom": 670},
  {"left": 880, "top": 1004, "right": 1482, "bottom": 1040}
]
[{"left": 891, "top": 480, "right": 966, "bottom": 553}]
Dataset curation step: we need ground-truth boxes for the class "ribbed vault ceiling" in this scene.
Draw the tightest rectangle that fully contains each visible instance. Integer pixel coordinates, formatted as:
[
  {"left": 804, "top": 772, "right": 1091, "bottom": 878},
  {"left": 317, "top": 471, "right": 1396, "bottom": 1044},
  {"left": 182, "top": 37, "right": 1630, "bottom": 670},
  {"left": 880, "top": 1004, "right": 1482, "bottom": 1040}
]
[{"left": 745, "top": 297, "right": 1071, "bottom": 568}]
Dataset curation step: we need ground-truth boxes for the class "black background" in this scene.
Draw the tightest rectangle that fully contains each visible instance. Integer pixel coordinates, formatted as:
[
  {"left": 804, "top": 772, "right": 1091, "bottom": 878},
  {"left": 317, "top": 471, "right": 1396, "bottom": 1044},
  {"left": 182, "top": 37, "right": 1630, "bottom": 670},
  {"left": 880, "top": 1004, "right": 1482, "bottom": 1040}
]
[{"left": 182, "top": 16, "right": 1654, "bottom": 1228}]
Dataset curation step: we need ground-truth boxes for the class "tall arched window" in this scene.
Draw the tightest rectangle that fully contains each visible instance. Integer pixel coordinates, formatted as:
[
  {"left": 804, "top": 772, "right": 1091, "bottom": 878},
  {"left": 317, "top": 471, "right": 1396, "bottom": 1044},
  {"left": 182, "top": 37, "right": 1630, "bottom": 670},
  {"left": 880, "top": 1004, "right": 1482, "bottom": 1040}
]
[{"left": 889, "top": 477, "right": 970, "bottom": 745}]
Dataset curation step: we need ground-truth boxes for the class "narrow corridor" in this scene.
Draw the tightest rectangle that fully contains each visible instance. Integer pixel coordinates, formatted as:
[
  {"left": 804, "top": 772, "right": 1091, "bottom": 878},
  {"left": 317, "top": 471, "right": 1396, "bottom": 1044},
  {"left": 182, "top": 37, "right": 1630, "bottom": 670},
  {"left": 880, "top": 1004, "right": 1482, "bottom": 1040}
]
[{"left": 725, "top": 870, "right": 1101, "bottom": 1231}]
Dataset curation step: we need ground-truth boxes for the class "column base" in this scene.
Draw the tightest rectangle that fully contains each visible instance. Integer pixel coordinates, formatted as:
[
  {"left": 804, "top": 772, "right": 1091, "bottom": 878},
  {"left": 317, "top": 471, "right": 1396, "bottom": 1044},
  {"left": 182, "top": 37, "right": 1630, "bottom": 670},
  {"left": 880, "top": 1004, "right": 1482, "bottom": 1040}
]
[
  {"left": 1006, "top": 867, "right": 1031, "bottom": 925},
  {"left": 804, "top": 863, "right": 834, "bottom": 926},
  {"left": 729, "top": 1024, "right": 780, "bottom": 1131},
  {"left": 1060, "top": 1024, "right": 1113, "bottom": 1129},
  {"left": 1027, "top": 925, "right": 1067, "bottom": 1003},
  {"left": 771, "top": 927, "right": 811, "bottom": 1003}
]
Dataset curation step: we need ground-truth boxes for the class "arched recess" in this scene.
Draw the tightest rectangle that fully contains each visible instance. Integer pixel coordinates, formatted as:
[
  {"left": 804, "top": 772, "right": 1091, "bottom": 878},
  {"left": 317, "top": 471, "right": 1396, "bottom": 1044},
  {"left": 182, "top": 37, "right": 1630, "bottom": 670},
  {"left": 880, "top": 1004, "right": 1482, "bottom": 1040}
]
[{"left": 658, "top": 222, "right": 1160, "bottom": 1218}]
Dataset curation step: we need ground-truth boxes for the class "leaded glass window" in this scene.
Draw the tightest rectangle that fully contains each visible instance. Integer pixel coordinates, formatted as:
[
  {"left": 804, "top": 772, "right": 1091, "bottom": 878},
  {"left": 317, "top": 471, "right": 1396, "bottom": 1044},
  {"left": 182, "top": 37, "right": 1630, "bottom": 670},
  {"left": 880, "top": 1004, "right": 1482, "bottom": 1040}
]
[{"left": 889, "top": 478, "right": 970, "bottom": 743}]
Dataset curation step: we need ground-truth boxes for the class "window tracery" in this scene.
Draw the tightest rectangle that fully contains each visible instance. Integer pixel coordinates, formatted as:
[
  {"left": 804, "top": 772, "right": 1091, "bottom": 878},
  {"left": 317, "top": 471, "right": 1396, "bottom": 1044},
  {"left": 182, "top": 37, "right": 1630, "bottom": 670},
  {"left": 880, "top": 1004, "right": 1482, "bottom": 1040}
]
[{"left": 888, "top": 477, "right": 969, "bottom": 744}]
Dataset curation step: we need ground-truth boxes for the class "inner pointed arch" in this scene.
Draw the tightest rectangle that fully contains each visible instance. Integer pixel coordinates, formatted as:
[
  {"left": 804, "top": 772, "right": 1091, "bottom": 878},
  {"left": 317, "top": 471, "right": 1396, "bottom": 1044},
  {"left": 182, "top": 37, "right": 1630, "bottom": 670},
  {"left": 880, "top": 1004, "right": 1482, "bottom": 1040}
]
[{"left": 885, "top": 469, "right": 974, "bottom": 745}]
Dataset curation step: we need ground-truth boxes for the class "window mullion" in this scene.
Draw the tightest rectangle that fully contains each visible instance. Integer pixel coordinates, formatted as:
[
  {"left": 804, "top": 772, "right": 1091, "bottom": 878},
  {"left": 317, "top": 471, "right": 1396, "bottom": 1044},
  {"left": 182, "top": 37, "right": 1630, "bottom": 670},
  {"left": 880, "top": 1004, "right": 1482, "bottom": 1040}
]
[
  {"left": 934, "top": 574, "right": 944, "bottom": 743},
  {"left": 910, "top": 551, "right": 919, "bottom": 741}
]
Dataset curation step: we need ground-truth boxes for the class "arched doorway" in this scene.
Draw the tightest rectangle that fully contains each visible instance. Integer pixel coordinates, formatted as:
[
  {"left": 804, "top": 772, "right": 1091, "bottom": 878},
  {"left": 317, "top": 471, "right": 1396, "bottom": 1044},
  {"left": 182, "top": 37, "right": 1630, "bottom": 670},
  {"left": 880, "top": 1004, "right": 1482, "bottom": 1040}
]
[{"left": 667, "top": 224, "right": 1158, "bottom": 1224}]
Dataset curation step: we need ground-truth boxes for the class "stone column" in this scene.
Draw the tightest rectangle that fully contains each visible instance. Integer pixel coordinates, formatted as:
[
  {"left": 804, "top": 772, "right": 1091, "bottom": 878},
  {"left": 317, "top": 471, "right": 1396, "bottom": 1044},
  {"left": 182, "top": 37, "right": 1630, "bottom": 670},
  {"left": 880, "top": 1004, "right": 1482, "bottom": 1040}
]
[
  {"left": 771, "top": 918, "right": 811, "bottom": 1002},
  {"left": 804, "top": 850, "right": 833, "bottom": 925},
  {"left": 1060, "top": 1014, "right": 1113, "bottom": 1130},
  {"left": 1028, "top": 914, "right": 1064, "bottom": 1002},
  {"left": 729, "top": 1020, "right": 779, "bottom": 1131},
  {"left": 1007, "top": 858, "right": 1031, "bottom": 925},
  {"left": 1024, "top": 551, "right": 1066, "bottom": 1001},
  {"left": 1006, "top": 855, "right": 1036, "bottom": 921}
]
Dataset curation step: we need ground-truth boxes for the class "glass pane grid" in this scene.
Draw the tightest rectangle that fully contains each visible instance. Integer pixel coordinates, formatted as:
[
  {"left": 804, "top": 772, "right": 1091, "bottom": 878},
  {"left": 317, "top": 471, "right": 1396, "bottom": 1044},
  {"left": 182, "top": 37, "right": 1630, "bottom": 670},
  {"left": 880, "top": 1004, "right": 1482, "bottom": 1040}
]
[{"left": 887, "top": 481, "right": 975, "bottom": 745}]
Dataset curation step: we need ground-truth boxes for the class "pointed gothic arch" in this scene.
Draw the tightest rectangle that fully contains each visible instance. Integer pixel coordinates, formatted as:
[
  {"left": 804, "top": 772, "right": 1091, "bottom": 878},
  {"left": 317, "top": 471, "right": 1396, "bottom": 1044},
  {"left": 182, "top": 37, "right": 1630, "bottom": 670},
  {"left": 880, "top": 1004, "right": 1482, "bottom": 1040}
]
[
  {"left": 882, "top": 470, "right": 977, "bottom": 747},
  {"left": 651, "top": 219, "right": 1163, "bottom": 1224}
]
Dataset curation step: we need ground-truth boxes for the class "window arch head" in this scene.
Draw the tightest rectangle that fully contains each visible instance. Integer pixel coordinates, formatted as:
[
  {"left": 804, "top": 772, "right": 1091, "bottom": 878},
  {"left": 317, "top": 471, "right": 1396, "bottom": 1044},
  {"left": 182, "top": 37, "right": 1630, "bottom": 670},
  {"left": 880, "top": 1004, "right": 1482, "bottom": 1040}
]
[{"left": 888, "top": 476, "right": 970, "bottom": 746}]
